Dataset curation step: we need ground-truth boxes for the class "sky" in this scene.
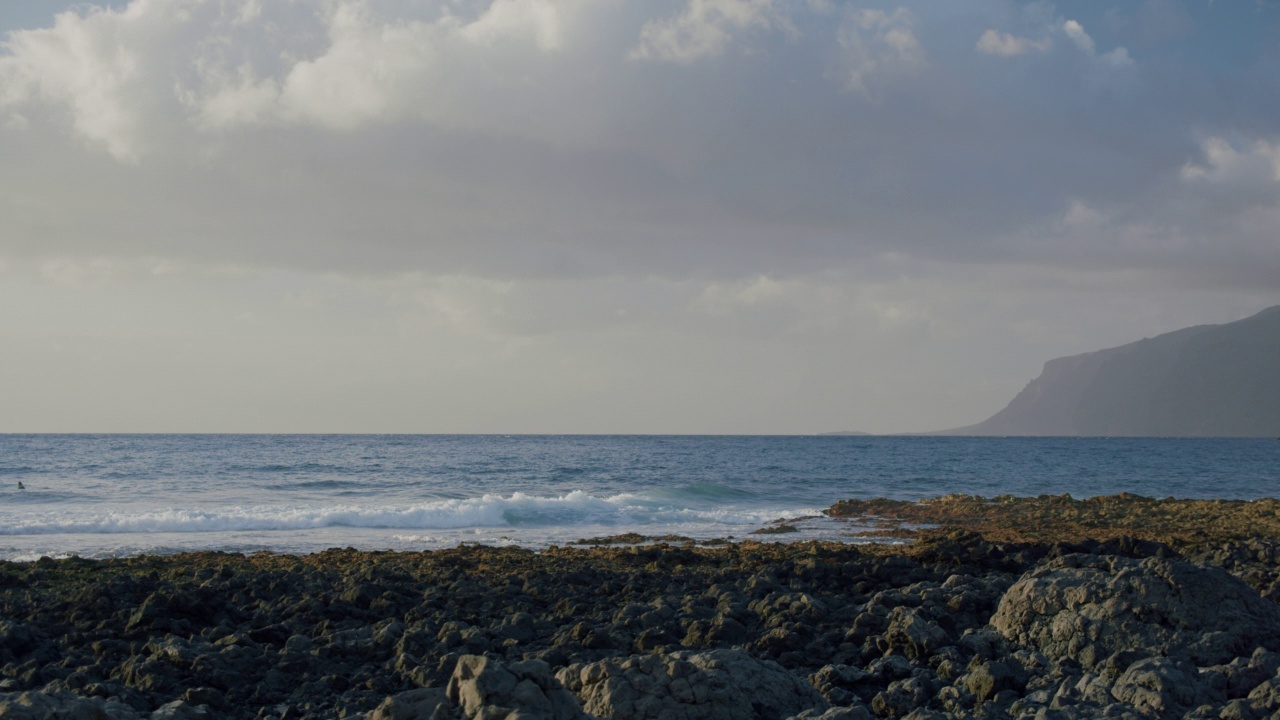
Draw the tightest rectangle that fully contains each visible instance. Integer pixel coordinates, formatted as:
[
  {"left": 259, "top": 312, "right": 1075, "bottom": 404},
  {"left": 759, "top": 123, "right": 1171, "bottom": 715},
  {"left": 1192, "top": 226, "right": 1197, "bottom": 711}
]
[{"left": 0, "top": 0, "right": 1277, "bottom": 434}]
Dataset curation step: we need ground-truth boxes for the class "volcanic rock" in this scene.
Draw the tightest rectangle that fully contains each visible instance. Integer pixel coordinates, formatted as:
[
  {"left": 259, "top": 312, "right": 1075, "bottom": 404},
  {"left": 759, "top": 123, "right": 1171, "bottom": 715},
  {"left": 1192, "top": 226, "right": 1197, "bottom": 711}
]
[
  {"left": 558, "top": 649, "right": 825, "bottom": 720},
  {"left": 990, "top": 554, "right": 1280, "bottom": 666}
]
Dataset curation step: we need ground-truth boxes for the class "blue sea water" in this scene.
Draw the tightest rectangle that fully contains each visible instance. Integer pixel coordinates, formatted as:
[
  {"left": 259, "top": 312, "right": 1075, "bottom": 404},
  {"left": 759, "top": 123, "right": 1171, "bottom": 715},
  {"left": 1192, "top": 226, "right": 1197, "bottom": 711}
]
[{"left": 0, "top": 435, "right": 1277, "bottom": 560}]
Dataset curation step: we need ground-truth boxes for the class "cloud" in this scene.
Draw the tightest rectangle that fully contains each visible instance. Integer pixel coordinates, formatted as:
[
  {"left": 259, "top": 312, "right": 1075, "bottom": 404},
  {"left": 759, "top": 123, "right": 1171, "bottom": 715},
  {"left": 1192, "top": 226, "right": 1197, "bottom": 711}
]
[
  {"left": 271, "top": 3, "right": 437, "bottom": 131},
  {"left": 1, "top": 1, "right": 1279, "bottom": 433},
  {"left": 0, "top": 0, "right": 1274, "bottom": 292},
  {"left": 695, "top": 274, "right": 788, "bottom": 316},
  {"left": 1181, "top": 137, "right": 1280, "bottom": 185},
  {"left": 630, "top": 0, "right": 790, "bottom": 63},
  {"left": 0, "top": 0, "right": 591, "bottom": 153},
  {"left": 459, "top": 0, "right": 567, "bottom": 51},
  {"left": 1062, "top": 17, "right": 1132, "bottom": 68},
  {"left": 1062, "top": 19, "right": 1095, "bottom": 55},
  {"left": 836, "top": 7, "right": 926, "bottom": 93},
  {"left": 0, "top": 4, "right": 159, "bottom": 161},
  {"left": 976, "top": 29, "right": 1051, "bottom": 57}
]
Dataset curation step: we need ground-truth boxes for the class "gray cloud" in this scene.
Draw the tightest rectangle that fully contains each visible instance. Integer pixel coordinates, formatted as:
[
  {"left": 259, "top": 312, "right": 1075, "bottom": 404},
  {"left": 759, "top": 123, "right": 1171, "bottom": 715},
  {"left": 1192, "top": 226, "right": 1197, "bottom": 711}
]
[
  {"left": 0, "top": 0, "right": 1277, "bottom": 432},
  {"left": 1, "top": 1, "right": 1276, "bottom": 282}
]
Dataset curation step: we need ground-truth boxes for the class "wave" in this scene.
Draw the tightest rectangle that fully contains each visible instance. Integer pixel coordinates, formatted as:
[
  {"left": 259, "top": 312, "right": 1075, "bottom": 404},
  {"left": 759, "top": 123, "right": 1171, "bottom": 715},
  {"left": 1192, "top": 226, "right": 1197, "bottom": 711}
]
[
  {"left": 229, "top": 462, "right": 371, "bottom": 475},
  {"left": 647, "top": 482, "right": 760, "bottom": 503},
  {"left": 0, "top": 491, "right": 818, "bottom": 536},
  {"left": 266, "top": 480, "right": 368, "bottom": 491}
]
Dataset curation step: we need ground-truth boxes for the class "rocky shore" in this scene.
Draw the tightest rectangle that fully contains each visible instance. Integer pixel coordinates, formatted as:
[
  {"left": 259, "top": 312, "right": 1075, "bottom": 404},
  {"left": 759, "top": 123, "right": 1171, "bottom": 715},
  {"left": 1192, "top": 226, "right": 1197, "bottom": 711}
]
[{"left": 4, "top": 494, "right": 1280, "bottom": 720}]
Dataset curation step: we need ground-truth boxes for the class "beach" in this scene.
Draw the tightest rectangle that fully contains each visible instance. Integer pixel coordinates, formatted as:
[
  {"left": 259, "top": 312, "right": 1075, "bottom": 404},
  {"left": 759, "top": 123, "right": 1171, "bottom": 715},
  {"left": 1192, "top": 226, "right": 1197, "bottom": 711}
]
[{"left": 4, "top": 494, "right": 1280, "bottom": 719}]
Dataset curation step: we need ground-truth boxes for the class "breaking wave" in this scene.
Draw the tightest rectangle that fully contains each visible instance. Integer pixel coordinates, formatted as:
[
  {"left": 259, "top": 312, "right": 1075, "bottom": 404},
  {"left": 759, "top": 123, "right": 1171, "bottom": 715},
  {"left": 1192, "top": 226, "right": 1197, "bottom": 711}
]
[{"left": 0, "top": 490, "right": 816, "bottom": 536}]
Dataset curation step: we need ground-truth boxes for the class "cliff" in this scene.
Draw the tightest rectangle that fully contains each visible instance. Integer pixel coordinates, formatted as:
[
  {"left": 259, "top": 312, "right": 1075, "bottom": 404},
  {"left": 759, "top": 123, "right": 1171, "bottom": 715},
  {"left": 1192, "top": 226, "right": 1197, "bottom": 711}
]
[{"left": 946, "top": 305, "right": 1280, "bottom": 437}]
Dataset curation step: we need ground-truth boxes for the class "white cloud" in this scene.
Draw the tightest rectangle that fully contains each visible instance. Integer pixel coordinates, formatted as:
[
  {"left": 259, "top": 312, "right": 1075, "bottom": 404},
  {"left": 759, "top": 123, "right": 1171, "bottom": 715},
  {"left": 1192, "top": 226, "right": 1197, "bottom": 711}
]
[
  {"left": 410, "top": 274, "right": 517, "bottom": 341},
  {"left": 232, "top": 0, "right": 262, "bottom": 26},
  {"left": 185, "top": 64, "right": 279, "bottom": 130},
  {"left": 1099, "top": 46, "right": 1132, "bottom": 68},
  {"left": 0, "top": 0, "right": 590, "bottom": 151},
  {"left": 631, "top": 0, "right": 790, "bottom": 63},
  {"left": 1181, "top": 137, "right": 1280, "bottom": 185},
  {"left": 837, "top": 7, "right": 926, "bottom": 93},
  {"left": 36, "top": 255, "right": 181, "bottom": 288},
  {"left": 1058, "top": 199, "right": 1108, "bottom": 230},
  {"left": 460, "top": 0, "right": 566, "bottom": 51},
  {"left": 273, "top": 3, "right": 437, "bottom": 130},
  {"left": 695, "top": 274, "right": 789, "bottom": 315},
  {"left": 1062, "top": 19, "right": 1095, "bottom": 55},
  {"left": 976, "top": 29, "right": 1051, "bottom": 57},
  {"left": 1062, "top": 18, "right": 1132, "bottom": 68},
  {"left": 0, "top": 4, "right": 159, "bottom": 161}
]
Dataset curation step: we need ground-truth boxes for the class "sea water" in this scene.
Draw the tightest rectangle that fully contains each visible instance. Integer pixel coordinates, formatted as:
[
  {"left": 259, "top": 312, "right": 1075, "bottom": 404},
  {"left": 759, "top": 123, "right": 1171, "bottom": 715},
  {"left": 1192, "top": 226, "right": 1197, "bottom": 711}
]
[{"left": 1, "top": 435, "right": 1277, "bottom": 560}]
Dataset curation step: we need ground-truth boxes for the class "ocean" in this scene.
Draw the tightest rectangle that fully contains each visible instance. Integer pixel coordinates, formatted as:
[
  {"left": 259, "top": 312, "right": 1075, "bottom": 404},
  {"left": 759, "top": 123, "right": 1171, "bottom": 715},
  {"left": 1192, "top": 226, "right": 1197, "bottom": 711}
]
[{"left": 1, "top": 434, "right": 1277, "bottom": 561}]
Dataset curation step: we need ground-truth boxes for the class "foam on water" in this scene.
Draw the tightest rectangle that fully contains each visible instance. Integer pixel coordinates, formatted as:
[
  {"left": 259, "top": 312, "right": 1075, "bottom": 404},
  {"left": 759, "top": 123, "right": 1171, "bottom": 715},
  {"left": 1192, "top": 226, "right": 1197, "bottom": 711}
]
[
  {"left": 0, "top": 490, "right": 817, "bottom": 536},
  {"left": 1, "top": 434, "right": 1276, "bottom": 560}
]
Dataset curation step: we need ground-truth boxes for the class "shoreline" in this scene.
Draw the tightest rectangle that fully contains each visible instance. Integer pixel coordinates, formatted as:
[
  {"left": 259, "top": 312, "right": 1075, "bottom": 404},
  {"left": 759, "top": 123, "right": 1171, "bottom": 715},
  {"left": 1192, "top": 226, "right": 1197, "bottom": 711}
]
[{"left": 4, "top": 495, "right": 1280, "bottom": 719}]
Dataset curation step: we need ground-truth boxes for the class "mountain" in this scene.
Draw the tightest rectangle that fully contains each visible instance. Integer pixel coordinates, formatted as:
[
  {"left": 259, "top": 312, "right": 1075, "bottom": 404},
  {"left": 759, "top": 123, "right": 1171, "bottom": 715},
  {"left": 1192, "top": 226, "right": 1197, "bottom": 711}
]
[{"left": 943, "top": 306, "right": 1280, "bottom": 437}]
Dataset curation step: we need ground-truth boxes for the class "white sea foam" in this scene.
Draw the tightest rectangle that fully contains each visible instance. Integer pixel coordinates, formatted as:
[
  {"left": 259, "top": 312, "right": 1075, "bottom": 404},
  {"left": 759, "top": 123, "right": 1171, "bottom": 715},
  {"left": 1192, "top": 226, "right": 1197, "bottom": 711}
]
[{"left": 0, "top": 490, "right": 818, "bottom": 536}]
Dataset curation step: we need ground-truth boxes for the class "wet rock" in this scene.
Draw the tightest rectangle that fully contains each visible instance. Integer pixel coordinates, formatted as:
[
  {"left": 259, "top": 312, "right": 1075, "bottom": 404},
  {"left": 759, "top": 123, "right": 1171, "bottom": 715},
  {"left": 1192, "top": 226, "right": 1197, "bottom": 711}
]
[
  {"left": 559, "top": 649, "right": 825, "bottom": 720},
  {"left": 990, "top": 554, "right": 1280, "bottom": 667}
]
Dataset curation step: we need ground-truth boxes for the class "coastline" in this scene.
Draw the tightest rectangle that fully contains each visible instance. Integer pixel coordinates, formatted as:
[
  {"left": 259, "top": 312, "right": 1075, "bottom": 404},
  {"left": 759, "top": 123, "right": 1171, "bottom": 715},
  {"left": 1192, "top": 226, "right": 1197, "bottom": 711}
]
[{"left": 4, "top": 495, "right": 1280, "bottom": 719}]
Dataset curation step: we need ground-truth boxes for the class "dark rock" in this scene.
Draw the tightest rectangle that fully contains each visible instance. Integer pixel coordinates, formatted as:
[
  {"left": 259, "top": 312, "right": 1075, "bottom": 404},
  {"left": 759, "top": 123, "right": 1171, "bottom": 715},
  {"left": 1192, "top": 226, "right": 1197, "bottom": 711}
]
[
  {"left": 0, "top": 690, "right": 139, "bottom": 719},
  {"left": 808, "top": 665, "right": 872, "bottom": 706},
  {"left": 559, "top": 649, "right": 825, "bottom": 720},
  {"left": 149, "top": 700, "right": 212, "bottom": 718},
  {"left": 959, "top": 660, "right": 1023, "bottom": 706},
  {"left": 870, "top": 676, "right": 929, "bottom": 718},
  {"left": 1108, "top": 656, "right": 1200, "bottom": 716},
  {"left": 882, "top": 608, "right": 948, "bottom": 662},
  {"left": 991, "top": 554, "right": 1280, "bottom": 667},
  {"left": 447, "top": 654, "right": 582, "bottom": 720},
  {"left": 365, "top": 688, "right": 451, "bottom": 720},
  {"left": 786, "top": 706, "right": 873, "bottom": 720},
  {"left": 180, "top": 688, "right": 225, "bottom": 710}
]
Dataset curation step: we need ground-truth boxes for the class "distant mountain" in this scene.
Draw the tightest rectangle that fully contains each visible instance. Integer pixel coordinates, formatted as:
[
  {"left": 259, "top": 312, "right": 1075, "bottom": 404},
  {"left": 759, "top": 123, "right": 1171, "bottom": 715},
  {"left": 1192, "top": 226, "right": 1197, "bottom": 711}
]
[{"left": 943, "top": 306, "right": 1280, "bottom": 437}]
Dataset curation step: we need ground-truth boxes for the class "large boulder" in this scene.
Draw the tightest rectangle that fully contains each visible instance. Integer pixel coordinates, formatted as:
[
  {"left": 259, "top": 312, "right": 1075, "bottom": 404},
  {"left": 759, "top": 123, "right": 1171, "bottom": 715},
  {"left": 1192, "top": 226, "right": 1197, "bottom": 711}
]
[
  {"left": 557, "top": 649, "right": 825, "bottom": 720},
  {"left": 990, "top": 554, "right": 1280, "bottom": 667},
  {"left": 447, "top": 655, "right": 585, "bottom": 720}
]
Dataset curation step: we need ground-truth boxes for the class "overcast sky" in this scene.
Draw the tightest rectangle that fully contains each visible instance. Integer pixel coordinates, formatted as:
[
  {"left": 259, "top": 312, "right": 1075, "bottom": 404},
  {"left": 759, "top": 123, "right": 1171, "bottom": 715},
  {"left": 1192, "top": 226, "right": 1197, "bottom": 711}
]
[{"left": 1, "top": 0, "right": 1277, "bottom": 434}]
